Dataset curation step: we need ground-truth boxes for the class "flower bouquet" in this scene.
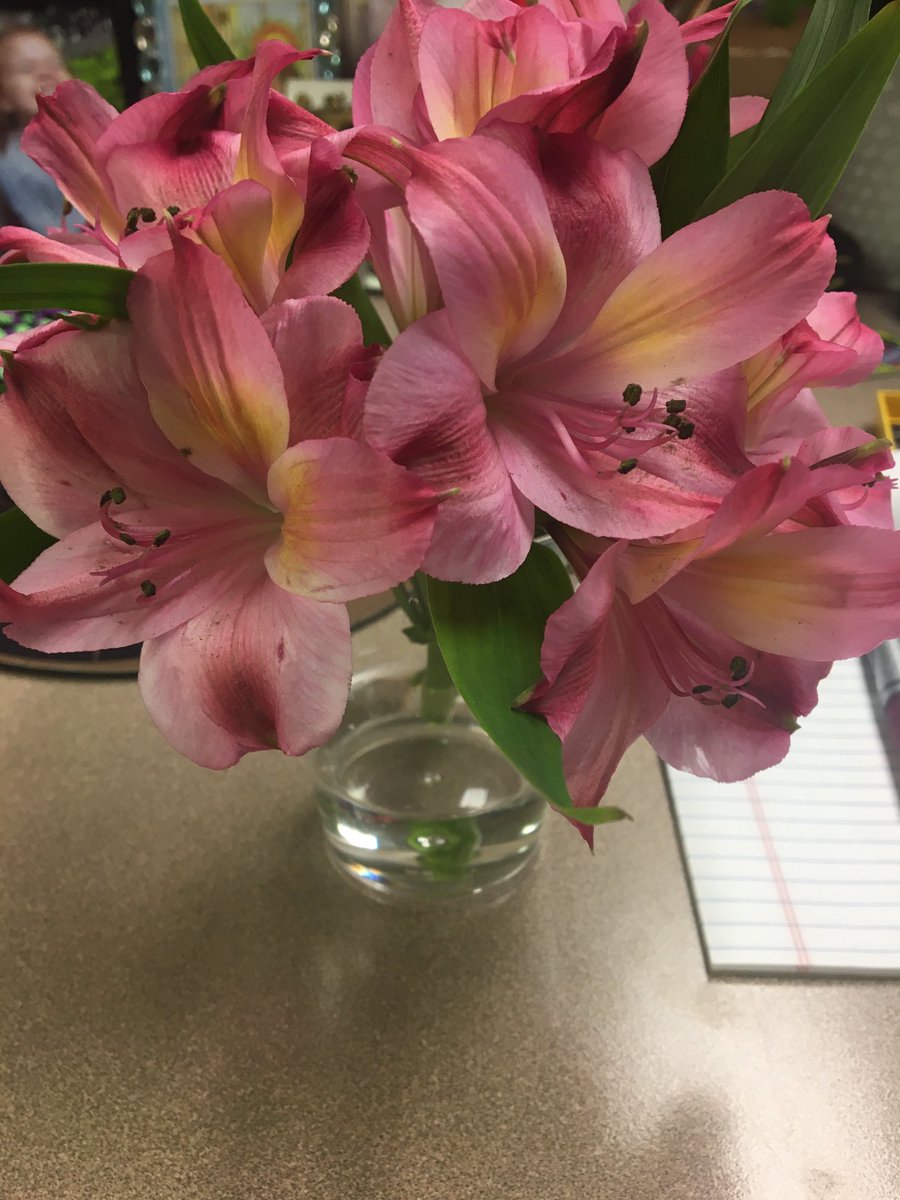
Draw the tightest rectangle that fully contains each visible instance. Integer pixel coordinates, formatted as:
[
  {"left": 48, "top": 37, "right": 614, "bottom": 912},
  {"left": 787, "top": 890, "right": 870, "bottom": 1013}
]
[{"left": 1, "top": 0, "right": 899, "bottom": 893}]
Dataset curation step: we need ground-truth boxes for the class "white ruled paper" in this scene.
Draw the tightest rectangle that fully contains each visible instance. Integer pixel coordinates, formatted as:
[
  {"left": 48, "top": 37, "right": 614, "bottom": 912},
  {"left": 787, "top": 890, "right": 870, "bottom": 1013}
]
[{"left": 665, "top": 657, "right": 900, "bottom": 976}]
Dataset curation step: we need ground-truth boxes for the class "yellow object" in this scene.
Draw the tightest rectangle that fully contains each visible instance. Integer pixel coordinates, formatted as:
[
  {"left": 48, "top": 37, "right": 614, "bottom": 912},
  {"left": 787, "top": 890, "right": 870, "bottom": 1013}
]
[{"left": 877, "top": 389, "right": 900, "bottom": 445}]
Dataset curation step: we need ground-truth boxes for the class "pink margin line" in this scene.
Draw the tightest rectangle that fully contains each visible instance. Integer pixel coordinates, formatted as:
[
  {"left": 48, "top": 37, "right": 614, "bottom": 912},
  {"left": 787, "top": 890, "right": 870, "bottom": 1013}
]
[{"left": 746, "top": 777, "right": 811, "bottom": 972}]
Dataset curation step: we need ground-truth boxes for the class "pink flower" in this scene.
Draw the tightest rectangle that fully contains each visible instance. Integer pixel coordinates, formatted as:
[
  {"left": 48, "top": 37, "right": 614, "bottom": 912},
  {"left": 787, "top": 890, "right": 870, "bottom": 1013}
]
[
  {"left": 0, "top": 235, "right": 437, "bottom": 766},
  {"left": 350, "top": 129, "right": 836, "bottom": 582},
  {"left": 525, "top": 458, "right": 900, "bottom": 842},
  {"left": 742, "top": 292, "right": 884, "bottom": 457},
  {"left": 633, "top": 292, "right": 889, "bottom": 522},
  {"left": 355, "top": 0, "right": 691, "bottom": 166},
  {"left": 352, "top": 0, "right": 700, "bottom": 329},
  {"left": 0, "top": 41, "right": 367, "bottom": 311}
]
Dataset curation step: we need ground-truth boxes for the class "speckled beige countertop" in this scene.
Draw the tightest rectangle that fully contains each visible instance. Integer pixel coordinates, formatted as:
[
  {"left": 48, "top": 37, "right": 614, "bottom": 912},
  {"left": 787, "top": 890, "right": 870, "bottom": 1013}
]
[
  {"left": 3, "top": 365, "right": 900, "bottom": 1200},
  {"left": 2, "top": 604, "right": 900, "bottom": 1200}
]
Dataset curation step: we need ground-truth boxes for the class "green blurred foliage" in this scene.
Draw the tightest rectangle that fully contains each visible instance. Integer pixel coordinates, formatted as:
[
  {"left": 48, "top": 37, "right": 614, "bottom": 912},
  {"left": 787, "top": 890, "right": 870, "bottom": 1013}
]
[{"left": 67, "top": 45, "right": 123, "bottom": 110}]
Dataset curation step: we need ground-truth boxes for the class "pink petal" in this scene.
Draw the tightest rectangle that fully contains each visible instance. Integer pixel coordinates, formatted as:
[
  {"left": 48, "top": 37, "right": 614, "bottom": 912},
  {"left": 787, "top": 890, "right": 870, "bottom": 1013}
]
[
  {"left": 233, "top": 41, "right": 308, "bottom": 271},
  {"left": 402, "top": 136, "right": 567, "bottom": 388},
  {"left": 697, "top": 460, "right": 867, "bottom": 559},
  {"left": 539, "top": 0, "right": 624, "bottom": 21},
  {"left": 669, "top": 525, "right": 900, "bottom": 660},
  {"left": 357, "top": 188, "right": 441, "bottom": 332},
  {"left": 265, "top": 437, "right": 437, "bottom": 602},
  {"left": 730, "top": 95, "right": 767, "bottom": 136},
  {"left": 352, "top": 42, "right": 377, "bottom": 127},
  {"left": 128, "top": 235, "right": 289, "bottom": 501},
  {"left": 631, "top": 368, "right": 750, "bottom": 499},
  {"left": 531, "top": 135, "right": 660, "bottom": 353},
  {"left": 526, "top": 548, "right": 668, "bottom": 830},
  {"left": 138, "top": 574, "right": 351, "bottom": 768},
  {"left": 197, "top": 179, "right": 275, "bottom": 313},
  {"left": 342, "top": 345, "right": 382, "bottom": 440},
  {"left": 95, "top": 82, "right": 239, "bottom": 215},
  {"left": 490, "top": 395, "right": 714, "bottom": 538},
  {"left": 806, "top": 291, "right": 884, "bottom": 386},
  {"left": 680, "top": 1, "right": 740, "bottom": 45},
  {"left": 266, "top": 90, "right": 337, "bottom": 168},
  {"left": 747, "top": 385, "right": 830, "bottom": 461},
  {"left": 615, "top": 457, "right": 878, "bottom": 606},
  {"left": 352, "top": 0, "right": 432, "bottom": 139},
  {"left": 272, "top": 140, "right": 369, "bottom": 304},
  {"left": 743, "top": 323, "right": 856, "bottom": 436},
  {"left": 591, "top": 0, "right": 689, "bottom": 165},
  {"left": 0, "top": 328, "right": 121, "bottom": 535},
  {"left": 362, "top": 311, "right": 534, "bottom": 583},
  {"left": 2, "top": 512, "right": 272, "bottom": 652},
  {"left": 547, "top": 192, "right": 835, "bottom": 398},
  {"left": 0, "top": 322, "right": 241, "bottom": 535},
  {"left": 417, "top": 6, "right": 575, "bottom": 141},
  {"left": 796, "top": 426, "right": 895, "bottom": 529},
  {"left": 475, "top": 26, "right": 641, "bottom": 138},
  {"left": 22, "top": 81, "right": 121, "bottom": 235},
  {"left": 261, "top": 296, "right": 365, "bottom": 442},
  {"left": 647, "top": 628, "right": 829, "bottom": 780},
  {"left": 104, "top": 131, "right": 238, "bottom": 218},
  {"left": 0, "top": 225, "right": 117, "bottom": 265},
  {"left": 115, "top": 223, "right": 178, "bottom": 271}
]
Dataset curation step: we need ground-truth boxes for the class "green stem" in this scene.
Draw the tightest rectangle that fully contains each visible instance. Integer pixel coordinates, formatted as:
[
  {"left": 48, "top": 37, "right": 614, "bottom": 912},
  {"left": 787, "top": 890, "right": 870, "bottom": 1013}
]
[
  {"left": 332, "top": 274, "right": 391, "bottom": 347},
  {"left": 392, "top": 582, "right": 422, "bottom": 627},
  {"left": 421, "top": 634, "right": 456, "bottom": 722}
]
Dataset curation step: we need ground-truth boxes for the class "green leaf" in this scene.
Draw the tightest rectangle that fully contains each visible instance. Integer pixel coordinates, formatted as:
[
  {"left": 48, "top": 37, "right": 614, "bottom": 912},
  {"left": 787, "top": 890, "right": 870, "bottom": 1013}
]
[
  {"left": 726, "top": 123, "right": 756, "bottom": 170},
  {"left": 178, "top": 0, "right": 236, "bottom": 69},
  {"left": 0, "top": 262, "right": 133, "bottom": 317},
  {"left": 550, "top": 802, "right": 630, "bottom": 826},
  {"left": 759, "top": 0, "right": 870, "bottom": 132},
  {"left": 428, "top": 545, "right": 571, "bottom": 807},
  {"left": 650, "top": 0, "right": 751, "bottom": 236},
  {"left": 699, "top": 2, "right": 900, "bottom": 219},
  {"left": 0, "top": 506, "right": 55, "bottom": 585},
  {"left": 427, "top": 544, "right": 626, "bottom": 828},
  {"left": 765, "top": 0, "right": 806, "bottom": 28},
  {"left": 333, "top": 274, "right": 391, "bottom": 346},
  {"left": 651, "top": 6, "right": 737, "bottom": 236}
]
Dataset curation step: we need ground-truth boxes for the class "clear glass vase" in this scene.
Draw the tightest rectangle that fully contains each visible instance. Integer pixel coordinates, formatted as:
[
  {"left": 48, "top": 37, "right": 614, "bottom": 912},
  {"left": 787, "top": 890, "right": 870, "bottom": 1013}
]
[{"left": 312, "top": 635, "right": 546, "bottom": 903}]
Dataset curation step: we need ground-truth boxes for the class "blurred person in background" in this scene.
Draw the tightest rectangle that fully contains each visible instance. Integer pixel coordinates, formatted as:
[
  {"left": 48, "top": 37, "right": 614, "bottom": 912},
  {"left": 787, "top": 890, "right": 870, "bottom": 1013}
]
[
  {"left": 0, "top": 24, "right": 74, "bottom": 232},
  {"left": 0, "top": 24, "right": 75, "bottom": 505}
]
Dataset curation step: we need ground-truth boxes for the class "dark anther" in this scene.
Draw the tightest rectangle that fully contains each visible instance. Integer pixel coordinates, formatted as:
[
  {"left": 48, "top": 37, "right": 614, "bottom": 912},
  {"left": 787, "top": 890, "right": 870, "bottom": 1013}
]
[
  {"left": 179, "top": 447, "right": 193, "bottom": 457},
  {"left": 666, "top": 398, "right": 687, "bottom": 415},
  {"left": 663, "top": 414, "right": 682, "bottom": 429},
  {"left": 166, "top": 206, "right": 181, "bottom": 216},
  {"left": 99, "top": 489, "right": 112, "bottom": 507},
  {"left": 676, "top": 422, "right": 695, "bottom": 440},
  {"left": 622, "top": 383, "right": 642, "bottom": 407},
  {"left": 722, "top": 694, "right": 741, "bottom": 709},
  {"left": 140, "top": 580, "right": 157, "bottom": 598},
  {"left": 623, "top": 426, "right": 636, "bottom": 434},
  {"left": 119, "top": 533, "right": 136, "bottom": 546},
  {"left": 729, "top": 655, "right": 748, "bottom": 680},
  {"left": 124, "top": 207, "right": 140, "bottom": 234},
  {"left": 139, "top": 207, "right": 156, "bottom": 223},
  {"left": 618, "top": 458, "right": 638, "bottom": 475},
  {"left": 109, "top": 486, "right": 126, "bottom": 505},
  {"left": 153, "top": 529, "right": 171, "bottom": 547},
  {"left": 692, "top": 684, "right": 712, "bottom": 695}
]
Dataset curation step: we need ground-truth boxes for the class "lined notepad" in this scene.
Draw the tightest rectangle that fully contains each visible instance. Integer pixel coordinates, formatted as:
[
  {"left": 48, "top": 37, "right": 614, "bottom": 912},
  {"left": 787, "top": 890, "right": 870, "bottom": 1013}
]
[{"left": 666, "top": 658, "right": 900, "bottom": 976}]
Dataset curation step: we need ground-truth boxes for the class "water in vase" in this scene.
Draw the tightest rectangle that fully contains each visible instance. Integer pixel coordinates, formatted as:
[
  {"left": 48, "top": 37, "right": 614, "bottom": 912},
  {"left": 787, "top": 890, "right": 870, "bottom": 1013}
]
[{"left": 315, "top": 707, "right": 546, "bottom": 902}]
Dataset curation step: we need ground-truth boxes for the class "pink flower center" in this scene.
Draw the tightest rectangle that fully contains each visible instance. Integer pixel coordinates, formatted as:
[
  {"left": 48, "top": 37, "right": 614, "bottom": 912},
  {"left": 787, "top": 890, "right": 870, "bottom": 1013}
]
[
  {"left": 635, "top": 594, "right": 762, "bottom": 711},
  {"left": 497, "top": 383, "right": 694, "bottom": 477},
  {"left": 92, "top": 488, "right": 276, "bottom": 602}
]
